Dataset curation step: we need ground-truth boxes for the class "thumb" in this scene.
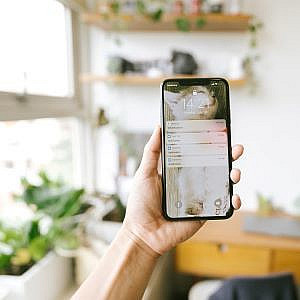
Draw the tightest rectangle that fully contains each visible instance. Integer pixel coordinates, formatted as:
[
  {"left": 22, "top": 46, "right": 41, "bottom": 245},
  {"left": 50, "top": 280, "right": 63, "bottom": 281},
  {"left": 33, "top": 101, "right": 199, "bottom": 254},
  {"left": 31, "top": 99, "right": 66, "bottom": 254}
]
[{"left": 138, "top": 125, "right": 161, "bottom": 177}]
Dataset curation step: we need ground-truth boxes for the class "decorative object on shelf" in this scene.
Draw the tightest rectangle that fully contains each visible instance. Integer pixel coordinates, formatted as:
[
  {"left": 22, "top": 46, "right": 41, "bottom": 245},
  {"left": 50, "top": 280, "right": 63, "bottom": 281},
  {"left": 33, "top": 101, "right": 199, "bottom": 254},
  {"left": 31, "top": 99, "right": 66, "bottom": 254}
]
[
  {"left": 146, "top": 67, "right": 164, "bottom": 78},
  {"left": 191, "top": 0, "right": 202, "bottom": 15},
  {"left": 106, "top": 50, "right": 198, "bottom": 77},
  {"left": 173, "top": 0, "right": 184, "bottom": 15},
  {"left": 207, "top": 0, "right": 224, "bottom": 13},
  {"left": 171, "top": 50, "right": 198, "bottom": 75},
  {"left": 107, "top": 55, "right": 172, "bottom": 76},
  {"left": 107, "top": 56, "right": 135, "bottom": 74},
  {"left": 225, "top": 0, "right": 242, "bottom": 15},
  {"left": 96, "top": 0, "right": 241, "bottom": 20}
]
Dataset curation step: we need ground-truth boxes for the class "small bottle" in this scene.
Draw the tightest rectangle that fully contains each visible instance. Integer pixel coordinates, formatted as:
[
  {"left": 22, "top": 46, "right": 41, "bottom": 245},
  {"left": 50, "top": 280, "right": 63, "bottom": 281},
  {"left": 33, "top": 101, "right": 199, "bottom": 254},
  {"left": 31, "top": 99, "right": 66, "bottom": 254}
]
[{"left": 209, "top": 0, "right": 224, "bottom": 14}]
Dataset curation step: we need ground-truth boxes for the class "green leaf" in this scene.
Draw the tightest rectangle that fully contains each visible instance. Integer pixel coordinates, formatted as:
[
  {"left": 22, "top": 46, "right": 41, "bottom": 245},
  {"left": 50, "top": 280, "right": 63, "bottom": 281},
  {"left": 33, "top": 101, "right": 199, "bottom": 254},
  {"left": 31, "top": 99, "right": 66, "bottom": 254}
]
[
  {"left": 39, "top": 170, "right": 52, "bottom": 186},
  {"left": 20, "top": 177, "right": 30, "bottom": 188},
  {"left": 0, "top": 254, "right": 12, "bottom": 272},
  {"left": 0, "top": 220, "right": 51, "bottom": 274},
  {"left": 28, "top": 219, "right": 40, "bottom": 241},
  {"left": 175, "top": 18, "right": 191, "bottom": 32},
  {"left": 248, "top": 24, "right": 256, "bottom": 33},
  {"left": 250, "top": 37, "right": 257, "bottom": 48},
  {"left": 149, "top": 8, "right": 163, "bottom": 22},
  {"left": 110, "top": 1, "right": 120, "bottom": 14},
  {"left": 0, "top": 225, "right": 26, "bottom": 249},
  {"left": 137, "top": 0, "right": 146, "bottom": 15},
  {"left": 196, "top": 18, "right": 206, "bottom": 29},
  {"left": 29, "top": 236, "right": 49, "bottom": 262},
  {"left": 18, "top": 172, "right": 85, "bottom": 219},
  {"left": 60, "top": 189, "right": 85, "bottom": 218},
  {"left": 54, "top": 231, "right": 79, "bottom": 250}
]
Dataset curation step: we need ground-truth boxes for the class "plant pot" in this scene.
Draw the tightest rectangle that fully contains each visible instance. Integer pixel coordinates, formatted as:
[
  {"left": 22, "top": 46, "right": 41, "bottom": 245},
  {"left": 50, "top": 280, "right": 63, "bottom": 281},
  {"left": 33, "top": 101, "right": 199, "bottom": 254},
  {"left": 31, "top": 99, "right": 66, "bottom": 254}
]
[{"left": 0, "top": 252, "right": 72, "bottom": 300}]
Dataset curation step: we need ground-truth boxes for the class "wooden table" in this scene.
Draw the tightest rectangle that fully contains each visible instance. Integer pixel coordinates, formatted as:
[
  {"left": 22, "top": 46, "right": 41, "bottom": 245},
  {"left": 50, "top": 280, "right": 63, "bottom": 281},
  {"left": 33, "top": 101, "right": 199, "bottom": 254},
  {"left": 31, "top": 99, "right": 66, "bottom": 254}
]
[{"left": 175, "top": 211, "right": 300, "bottom": 283}]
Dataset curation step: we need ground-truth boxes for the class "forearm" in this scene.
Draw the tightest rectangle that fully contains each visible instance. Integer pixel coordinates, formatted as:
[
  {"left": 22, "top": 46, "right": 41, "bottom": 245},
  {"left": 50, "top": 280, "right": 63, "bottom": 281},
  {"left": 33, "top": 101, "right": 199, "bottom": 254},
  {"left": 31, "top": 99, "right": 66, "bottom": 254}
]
[{"left": 72, "top": 226, "right": 159, "bottom": 300}]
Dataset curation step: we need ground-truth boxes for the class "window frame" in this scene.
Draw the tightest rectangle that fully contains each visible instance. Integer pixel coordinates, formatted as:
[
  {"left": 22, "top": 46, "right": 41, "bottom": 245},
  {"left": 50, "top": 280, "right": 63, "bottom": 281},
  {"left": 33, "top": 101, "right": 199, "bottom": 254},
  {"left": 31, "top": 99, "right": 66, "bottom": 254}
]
[
  {"left": 0, "top": 2, "right": 84, "bottom": 121},
  {"left": 0, "top": 1, "right": 96, "bottom": 191}
]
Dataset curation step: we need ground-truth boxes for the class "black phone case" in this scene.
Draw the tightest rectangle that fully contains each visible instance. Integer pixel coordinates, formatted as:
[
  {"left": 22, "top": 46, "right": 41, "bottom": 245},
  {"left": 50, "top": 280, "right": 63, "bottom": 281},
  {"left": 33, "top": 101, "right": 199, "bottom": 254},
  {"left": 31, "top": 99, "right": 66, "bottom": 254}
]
[{"left": 160, "top": 77, "right": 233, "bottom": 221}]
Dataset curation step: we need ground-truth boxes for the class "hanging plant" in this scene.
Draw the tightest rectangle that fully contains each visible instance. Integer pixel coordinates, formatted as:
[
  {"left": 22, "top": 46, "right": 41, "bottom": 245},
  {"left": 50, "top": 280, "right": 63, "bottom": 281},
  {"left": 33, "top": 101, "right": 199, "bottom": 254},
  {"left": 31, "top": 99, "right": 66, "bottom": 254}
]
[
  {"left": 249, "top": 19, "right": 263, "bottom": 48},
  {"left": 243, "top": 18, "right": 263, "bottom": 93},
  {"left": 175, "top": 17, "right": 191, "bottom": 31},
  {"left": 196, "top": 17, "right": 206, "bottom": 29},
  {"left": 149, "top": 8, "right": 163, "bottom": 22}
]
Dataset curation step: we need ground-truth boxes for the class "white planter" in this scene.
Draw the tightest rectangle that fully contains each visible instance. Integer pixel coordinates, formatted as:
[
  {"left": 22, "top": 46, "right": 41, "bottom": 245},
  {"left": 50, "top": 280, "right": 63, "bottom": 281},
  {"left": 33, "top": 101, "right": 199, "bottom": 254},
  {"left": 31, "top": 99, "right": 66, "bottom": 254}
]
[{"left": 0, "top": 252, "right": 72, "bottom": 300}]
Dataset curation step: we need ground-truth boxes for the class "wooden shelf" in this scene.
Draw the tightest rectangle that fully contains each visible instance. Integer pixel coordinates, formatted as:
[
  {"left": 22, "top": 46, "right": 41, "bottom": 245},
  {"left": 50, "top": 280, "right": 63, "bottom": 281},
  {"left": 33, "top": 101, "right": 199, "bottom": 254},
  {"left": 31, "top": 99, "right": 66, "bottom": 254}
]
[
  {"left": 81, "top": 13, "right": 252, "bottom": 32},
  {"left": 80, "top": 74, "right": 246, "bottom": 87}
]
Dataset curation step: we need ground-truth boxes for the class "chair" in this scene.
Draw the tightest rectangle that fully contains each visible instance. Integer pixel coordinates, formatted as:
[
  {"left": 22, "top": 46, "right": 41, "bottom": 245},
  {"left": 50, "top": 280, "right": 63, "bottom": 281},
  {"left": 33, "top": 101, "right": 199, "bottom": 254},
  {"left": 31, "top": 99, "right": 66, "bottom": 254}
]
[{"left": 189, "top": 273, "right": 298, "bottom": 300}]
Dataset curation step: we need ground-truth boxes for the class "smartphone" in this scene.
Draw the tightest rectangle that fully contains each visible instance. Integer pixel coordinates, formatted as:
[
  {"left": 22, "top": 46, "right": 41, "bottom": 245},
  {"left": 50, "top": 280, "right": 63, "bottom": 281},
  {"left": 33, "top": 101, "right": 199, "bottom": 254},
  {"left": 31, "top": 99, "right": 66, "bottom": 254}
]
[{"left": 161, "top": 78, "right": 233, "bottom": 220}]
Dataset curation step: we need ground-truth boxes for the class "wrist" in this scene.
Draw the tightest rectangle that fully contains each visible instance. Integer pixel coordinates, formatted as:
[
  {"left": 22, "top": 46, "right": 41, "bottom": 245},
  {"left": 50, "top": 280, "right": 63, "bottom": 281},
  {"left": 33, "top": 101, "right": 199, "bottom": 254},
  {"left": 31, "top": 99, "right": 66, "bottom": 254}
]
[{"left": 121, "top": 223, "right": 161, "bottom": 259}]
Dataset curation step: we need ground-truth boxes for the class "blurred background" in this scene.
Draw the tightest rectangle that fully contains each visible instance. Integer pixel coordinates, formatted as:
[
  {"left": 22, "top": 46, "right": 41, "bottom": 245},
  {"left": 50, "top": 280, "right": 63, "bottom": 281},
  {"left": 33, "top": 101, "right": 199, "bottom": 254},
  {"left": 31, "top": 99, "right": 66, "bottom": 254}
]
[{"left": 0, "top": 0, "right": 300, "bottom": 299}]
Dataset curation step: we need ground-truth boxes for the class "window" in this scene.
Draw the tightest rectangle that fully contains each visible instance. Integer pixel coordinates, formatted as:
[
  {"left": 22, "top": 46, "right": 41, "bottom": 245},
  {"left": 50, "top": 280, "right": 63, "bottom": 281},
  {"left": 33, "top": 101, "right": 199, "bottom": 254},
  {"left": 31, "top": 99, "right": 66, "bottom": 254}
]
[
  {"left": 0, "top": 118, "right": 81, "bottom": 203},
  {"left": 0, "top": 1, "right": 89, "bottom": 203},
  {"left": 0, "top": 0, "right": 82, "bottom": 120}
]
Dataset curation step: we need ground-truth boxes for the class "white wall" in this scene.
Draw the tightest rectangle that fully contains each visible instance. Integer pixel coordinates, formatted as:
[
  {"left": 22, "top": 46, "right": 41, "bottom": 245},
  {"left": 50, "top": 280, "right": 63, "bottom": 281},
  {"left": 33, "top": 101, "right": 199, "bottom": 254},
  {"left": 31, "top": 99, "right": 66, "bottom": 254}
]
[{"left": 89, "top": 0, "right": 300, "bottom": 212}]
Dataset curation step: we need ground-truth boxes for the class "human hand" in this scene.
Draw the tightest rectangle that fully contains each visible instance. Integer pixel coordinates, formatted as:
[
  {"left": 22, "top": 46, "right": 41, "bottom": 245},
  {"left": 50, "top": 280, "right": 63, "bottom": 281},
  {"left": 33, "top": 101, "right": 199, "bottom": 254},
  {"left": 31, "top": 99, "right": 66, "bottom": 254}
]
[{"left": 123, "top": 126, "right": 243, "bottom": 256}]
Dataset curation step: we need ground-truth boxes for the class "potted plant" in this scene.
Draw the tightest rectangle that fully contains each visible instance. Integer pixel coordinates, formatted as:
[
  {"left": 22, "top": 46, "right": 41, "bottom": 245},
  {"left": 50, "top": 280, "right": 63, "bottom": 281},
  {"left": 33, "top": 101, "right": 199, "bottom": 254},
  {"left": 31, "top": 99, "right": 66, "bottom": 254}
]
[{"left": 0, "top": 171, "right": 90, "bottom": 300}]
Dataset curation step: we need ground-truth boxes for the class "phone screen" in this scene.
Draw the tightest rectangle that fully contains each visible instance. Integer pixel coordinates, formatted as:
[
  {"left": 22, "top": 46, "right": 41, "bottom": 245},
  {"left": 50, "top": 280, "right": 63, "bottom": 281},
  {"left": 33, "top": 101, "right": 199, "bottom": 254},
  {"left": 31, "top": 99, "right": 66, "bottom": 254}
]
[{"left": 162, "top": 78, "right": 232, "bottom": 219}]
